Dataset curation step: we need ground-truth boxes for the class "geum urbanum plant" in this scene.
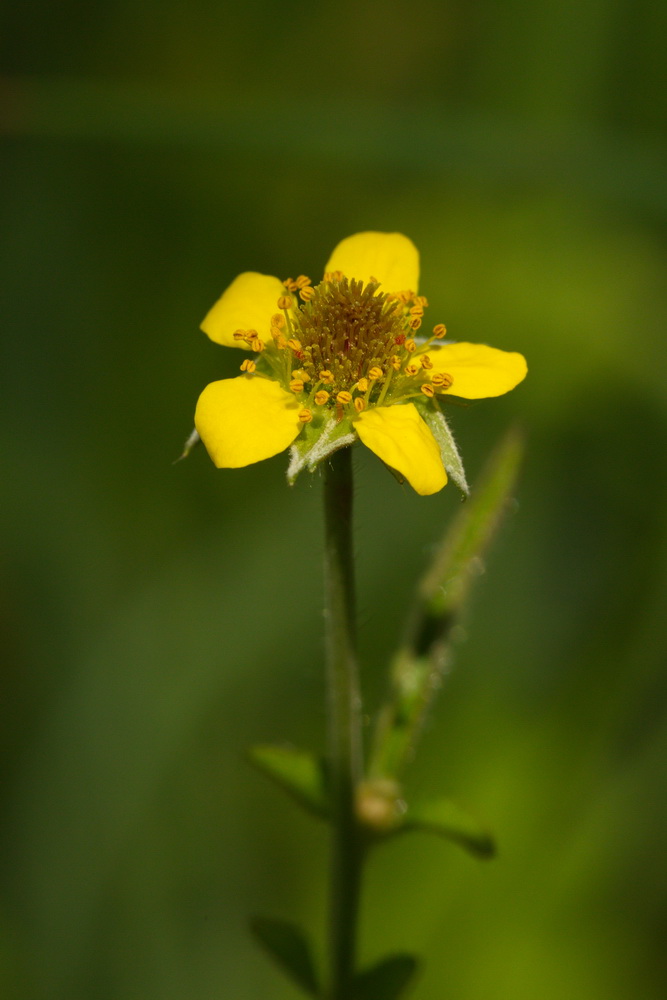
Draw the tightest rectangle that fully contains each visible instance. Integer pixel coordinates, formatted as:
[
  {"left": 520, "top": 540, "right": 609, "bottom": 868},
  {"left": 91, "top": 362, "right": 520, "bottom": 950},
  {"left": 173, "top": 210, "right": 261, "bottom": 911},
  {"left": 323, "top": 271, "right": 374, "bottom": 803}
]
[{"left": 188, "top": 232, "right": 527, "bottom": 1000}]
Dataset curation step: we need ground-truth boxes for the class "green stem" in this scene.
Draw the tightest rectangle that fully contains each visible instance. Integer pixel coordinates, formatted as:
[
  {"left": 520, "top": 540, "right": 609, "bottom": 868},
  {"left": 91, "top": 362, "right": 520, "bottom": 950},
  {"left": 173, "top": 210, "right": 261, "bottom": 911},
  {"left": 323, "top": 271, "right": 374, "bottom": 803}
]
[{"left": 323, "top": 447, "right": 364, "bottom": 1000}]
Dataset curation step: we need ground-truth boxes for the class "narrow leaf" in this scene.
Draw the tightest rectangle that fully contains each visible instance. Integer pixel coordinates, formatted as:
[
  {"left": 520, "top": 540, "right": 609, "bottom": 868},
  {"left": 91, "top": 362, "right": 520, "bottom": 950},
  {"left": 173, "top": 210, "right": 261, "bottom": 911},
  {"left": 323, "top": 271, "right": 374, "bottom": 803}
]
[
  {"left": 351, "top": 954, "right": 419, "bottom": 1000},
  {"left": 250, "top": 916, "right": 320, "bottom": 997},
  {"left": 401, "top": 797, "right": 495, "bottom": 858},
  {"left": 248, "top": 744, "right": 329, "bottom": 818},
  {"left": 369, "top": 427, "right": 524, "bottom": 780}
]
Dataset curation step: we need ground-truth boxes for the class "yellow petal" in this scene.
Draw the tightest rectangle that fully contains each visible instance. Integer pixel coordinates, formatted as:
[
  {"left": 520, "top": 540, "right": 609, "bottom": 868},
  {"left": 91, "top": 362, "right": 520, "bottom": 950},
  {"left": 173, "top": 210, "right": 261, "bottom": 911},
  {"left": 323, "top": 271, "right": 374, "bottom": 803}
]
[
  {"left": 195, "top": 376, "right": 301, "bottom": 468},
  {"left": 201, "top": 272, "right": 285, "bottom": 348},
  {"left": 430, "top": 342, "right": 528, "bottom": 399},
  {"left": 324, "top": 232, "right": 420, "bottom": 295},
  {"left": 355, "top": 403, "right": 447, "bottom": 495}
]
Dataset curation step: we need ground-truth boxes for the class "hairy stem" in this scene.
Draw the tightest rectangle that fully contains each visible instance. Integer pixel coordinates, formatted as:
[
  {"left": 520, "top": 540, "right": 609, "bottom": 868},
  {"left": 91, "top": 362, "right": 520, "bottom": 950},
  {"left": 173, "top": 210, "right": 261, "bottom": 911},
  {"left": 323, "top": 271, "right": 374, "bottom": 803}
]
[{"left": 323, "top": 447, "right": 364, "bottom": 999}]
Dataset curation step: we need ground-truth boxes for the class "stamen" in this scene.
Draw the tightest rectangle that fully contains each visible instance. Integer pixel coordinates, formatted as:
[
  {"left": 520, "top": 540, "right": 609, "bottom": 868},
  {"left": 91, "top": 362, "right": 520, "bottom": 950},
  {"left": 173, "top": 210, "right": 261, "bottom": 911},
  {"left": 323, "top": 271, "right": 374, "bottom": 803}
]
[
  {"left": 299, "top": 286, "right": 315, "bottom": 302},
  {"left": 271, "top": 313, "right": 286, "bottom": 329},
  {"left": 295, "top": 275, "right": 312, "bottom": 288},
  {"left": 240, "top": 359, "right": 256, "bottom": 373},
  {"left": 277, "top": 295, "right": 293, "bottom": 310},
  {"left": 354, "top": 398, "right": 365, "bottom": 412},
  {"left": 336, "top": 390, "right": 352, "bottom": 405},
  {"left": 314, "top": 390, "right": 330, "bottom": 406},
  {"left": 355, "top": 377, "right": 369, "bottom": 393},
  {"left": 404, "top": 339, "right": 417, "bottom": 353},
  {"left": 250, "top": 338, "right": 265, "bottom": 352},
  {"left": 433, "top": 323, "right": 447, "bottom": 339},
  {"left": 431, "top": 372, "right": 454, "bottom": 389},
  {"left": 405, "top": 363, "right": 420, "bottom": 376},
  {"left": 368, "top": 366, "right": 383, "bottom": 380},
  {"left": 319, "top": 370, "right": 334, "bottom": 384},
  {"left": 233, "top": 329, "right": 247, "bottom": 341},
  {"left": 420, "top": 383, "right": 435, "bottom": 397},
  {"left": 287, "top": 338, "right": 302, "bottom": 352},
  {"left": 420, "top": 355, "right": 433, "bottom": 370},
  {"left": 290, "top": 378, "right": 305, "bottom": 393},
  {"left": 298, "top": 408, "right": 313, "bottom": 423}
]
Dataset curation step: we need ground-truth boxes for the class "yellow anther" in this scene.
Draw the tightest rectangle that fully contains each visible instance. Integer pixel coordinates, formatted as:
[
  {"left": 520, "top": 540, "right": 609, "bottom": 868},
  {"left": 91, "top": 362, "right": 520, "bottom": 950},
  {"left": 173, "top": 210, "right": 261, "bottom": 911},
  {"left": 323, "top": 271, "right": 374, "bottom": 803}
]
[
  {"left": 355, "top": 377, "right": 369, "bottom": 393},
  {"left": 298, "top": 408, "right": 313, "bottom": 423},
  {"left": 409, "top": 316, "right": 422, "bottom": 331},
  {"left": 420, "top": 354, "right": 433, "bottom": 370},
  {"left": 290, "top": 379, "right": 305, "bottom": 393},
  {"left": 420, "top": 383, "right": 435, "bottom": 397},
  {"left": 295, "top": 275, "right": 312, "bottom": 288},
  {"left": 240, "top": 359, "right": 256, "bottom": 373},
  {"left": 287, "top": 338, "right": 302, "bottom": 352},
  {"left": 292, "top": 369, "right": 310, "bottom": 382},
  {"left": 271, "top": 313, "right": 286, "bottom": 329},
  {"left": 431, "top": 371, "right": 454, "bottom": 388},
  {"left": 244, "top": 328, "right": 259, "bottom": 342},
  {"left": 319, "top": 370, "right": 334, "bottom": 385},
  {"left": 397, "top": 290, "right": 413, "bottom": 303},
  {"left": 409, "top": 305, "right": 424, "bottom": 317},
  {"left": 283, "top": 278, "right": 298, "bottom": 292},
  {"left": 415, "top": 295, "right": 429, "bottom": 308},
  {"left": 390, "top": 355, "right": 402, "bottom": 371},
  {"left": 368, "top": 366, "right": 383, "bottom": 380},
  {"left": 331, "top": 270, "right": 345, "bottom": 282},
  {"left": 250, "top": 338, "right": 265, "bottom": 352},
  {"left": 299, "top": 286, "right": 315, "bottom": 301},
  {"left": 322, "top": 271, "right": 334, "bottom": 283},
  {"left": 314, "top": 390, "right": 330, "bottom": 406},
  {"left": 354, "top": 397, "right": 365, "bottom": 412},
  {"left": 336, "top": 390, "right": 353, "bottom": 405},
  {"left": 277, "top": 295, "right": 293, "bottom": 310},
  {"left": 274, "top": 334, "right": 287, "bottom": 350},
  {"left": 404, "top": 339, "right": 417, "bottom": 353},
  {"left": 232, "top": 329, "right": 247, "bottom": 341},
  {"left": 433, "top": 323, "right": 447, "bottom": 339},
  {"left": 405, "top": 363, "right": 419, "bottom": 376}
]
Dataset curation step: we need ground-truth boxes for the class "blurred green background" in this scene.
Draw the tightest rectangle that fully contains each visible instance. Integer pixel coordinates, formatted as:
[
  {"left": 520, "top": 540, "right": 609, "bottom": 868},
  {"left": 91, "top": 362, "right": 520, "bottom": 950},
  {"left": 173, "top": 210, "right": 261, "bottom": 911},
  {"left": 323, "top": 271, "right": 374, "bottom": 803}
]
[{"left": 2, "top": 0, "right": 667, "bottom": 997}]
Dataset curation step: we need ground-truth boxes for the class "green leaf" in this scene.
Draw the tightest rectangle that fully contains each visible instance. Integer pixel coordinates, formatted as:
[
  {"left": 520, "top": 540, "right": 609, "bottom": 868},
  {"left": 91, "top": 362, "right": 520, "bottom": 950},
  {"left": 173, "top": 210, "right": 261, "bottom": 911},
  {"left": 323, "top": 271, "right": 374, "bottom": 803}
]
[
  {"left": 368, "top": 427, "right": 524, "bottom": 780},
  {"left": 250, "top": 916, "right": 320, "bottom": 997},
  {"left": 248, "top": 744, "right": 329, "bottom": 818},
  {"left": 401, "top": 797, "right": 495, "bottom": 858},
  {"left": 351, "top": 954, "right": 419, "bottom": 1000}
]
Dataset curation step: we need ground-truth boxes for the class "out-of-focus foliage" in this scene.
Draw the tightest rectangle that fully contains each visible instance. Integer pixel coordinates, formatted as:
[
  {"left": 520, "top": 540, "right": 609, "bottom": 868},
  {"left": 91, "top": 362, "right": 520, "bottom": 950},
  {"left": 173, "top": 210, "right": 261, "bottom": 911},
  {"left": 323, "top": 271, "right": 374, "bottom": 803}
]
[{"left": 1, "top": 1, "right": 666, "bottom": 997}]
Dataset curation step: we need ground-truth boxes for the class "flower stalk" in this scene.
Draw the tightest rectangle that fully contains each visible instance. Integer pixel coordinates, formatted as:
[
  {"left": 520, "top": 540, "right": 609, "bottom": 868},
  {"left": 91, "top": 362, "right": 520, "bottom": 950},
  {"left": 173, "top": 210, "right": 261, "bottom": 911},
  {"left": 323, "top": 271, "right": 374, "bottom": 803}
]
[{"left": 323, "top": 447, "right": 364, "bottom": 999}]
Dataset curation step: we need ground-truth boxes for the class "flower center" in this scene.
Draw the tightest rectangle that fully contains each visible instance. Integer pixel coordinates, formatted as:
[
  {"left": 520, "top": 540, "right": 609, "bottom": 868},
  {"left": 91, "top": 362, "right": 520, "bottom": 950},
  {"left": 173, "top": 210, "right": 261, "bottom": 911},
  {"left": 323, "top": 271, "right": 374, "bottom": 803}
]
[
  {"left": 291, "top": 277, "right": 406, "bottom": 394},
  {"left": 237, "top": 273, "right": 454, "bottom": 420}
]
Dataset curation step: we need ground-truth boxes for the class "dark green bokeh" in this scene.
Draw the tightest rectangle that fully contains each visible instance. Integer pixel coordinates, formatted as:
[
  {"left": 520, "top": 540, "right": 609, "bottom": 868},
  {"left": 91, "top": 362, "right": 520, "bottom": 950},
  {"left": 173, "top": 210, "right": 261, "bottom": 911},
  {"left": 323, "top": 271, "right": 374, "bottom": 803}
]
[{"left": 2, "top": 1, "right": 666, "bottom": 997}]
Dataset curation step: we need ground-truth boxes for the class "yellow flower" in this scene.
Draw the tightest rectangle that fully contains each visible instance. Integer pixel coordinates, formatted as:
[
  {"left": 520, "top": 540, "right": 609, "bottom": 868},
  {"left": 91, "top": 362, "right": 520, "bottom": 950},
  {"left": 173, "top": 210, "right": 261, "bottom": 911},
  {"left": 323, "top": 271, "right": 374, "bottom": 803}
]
[{"left": 195, "top": 232, "right": 527, "bottom": 495}]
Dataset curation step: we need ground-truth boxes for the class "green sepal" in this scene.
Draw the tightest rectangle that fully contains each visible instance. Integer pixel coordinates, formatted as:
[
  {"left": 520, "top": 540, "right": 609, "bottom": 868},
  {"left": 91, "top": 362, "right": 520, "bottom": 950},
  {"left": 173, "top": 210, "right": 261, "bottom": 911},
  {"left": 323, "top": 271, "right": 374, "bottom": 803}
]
[
  {"left": 287, "top": 413, "right": 356, "bottom": 484},
  {"left": 416, "top": 400, "right": 469, "bottom": 496},
  {"left": 250, "top": 916, "right": 320, "bottom": 997},
  {"left": 400, "top": 797, "right": 495, "bottom": 858},
  {"left": 248, "top": 744, "right": 329, "bottom": 819},
  {"left": 351, "top": 954, "right": 419, "bottom": 1000},
  {"left": 173, "top": 427, "right": 200, "bottom": 463}
]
